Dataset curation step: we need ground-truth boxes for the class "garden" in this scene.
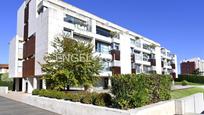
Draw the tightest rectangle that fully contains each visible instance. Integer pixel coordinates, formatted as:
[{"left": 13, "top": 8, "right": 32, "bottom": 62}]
[
  {"left": 32, "top": 74, "right": 172, "bottom": 109},
  {"left": 32, "top": 36, "right": 204, "bottom": 110}
]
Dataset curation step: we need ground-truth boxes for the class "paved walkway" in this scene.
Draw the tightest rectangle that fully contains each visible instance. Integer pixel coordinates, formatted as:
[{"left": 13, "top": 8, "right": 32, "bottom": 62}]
[
  {"left": 171, "top": 85, "right": 193, "bottom": 90},
  {"left": 0, "top": 96, "right": 59, "bottom": 115}
]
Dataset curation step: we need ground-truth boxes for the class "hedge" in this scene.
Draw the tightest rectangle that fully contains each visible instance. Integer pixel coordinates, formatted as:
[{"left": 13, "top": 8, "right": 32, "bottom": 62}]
[
  {"left": 111, "top": 74, "right": 171, "bottom": 109},
  {"left": 0, "top": 81, "right": 13, "bottom": 90},
  {"left": 176, "top": 74, "right": 204, "bottom": 84},
  {"left": 32, "top": 89, "right": 112, "bottom": 107}
]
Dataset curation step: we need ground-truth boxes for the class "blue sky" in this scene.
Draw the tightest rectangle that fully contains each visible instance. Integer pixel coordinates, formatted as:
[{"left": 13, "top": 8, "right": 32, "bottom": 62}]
[{"left": 1, "top": 0, "right": 204, "bottom": 72}]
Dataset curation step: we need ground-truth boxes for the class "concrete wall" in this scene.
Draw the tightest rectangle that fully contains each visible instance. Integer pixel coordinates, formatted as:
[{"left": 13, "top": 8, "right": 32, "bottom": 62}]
[
  {"left": 130, "top": 101, "right": 175, "bottom": 115},
  {"left": 2, "top": 93, "right": 204, "bottom": 115},
  {"left": 175, "top": 93, "right": 204, "bottom": 114},
  {"left": 24, "top": 96, "right": 129, "bottom": 115},
  {"left": 0, "top": 87, "right": 8, "bottom": 95}
]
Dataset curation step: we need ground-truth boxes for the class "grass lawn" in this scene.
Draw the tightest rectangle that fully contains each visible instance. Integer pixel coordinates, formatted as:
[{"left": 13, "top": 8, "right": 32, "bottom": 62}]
[
  {"left": 171, "top": 87, "right": 204, "bottom": 99},
  {"left": 174, "top": 81, "right": 204, "bottom": 86}
]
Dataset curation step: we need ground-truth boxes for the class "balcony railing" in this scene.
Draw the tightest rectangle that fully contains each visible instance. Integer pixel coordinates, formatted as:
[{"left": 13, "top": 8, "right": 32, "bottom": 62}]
[{"left": 135, "top": 54, "right": 143, "bottom": 61}]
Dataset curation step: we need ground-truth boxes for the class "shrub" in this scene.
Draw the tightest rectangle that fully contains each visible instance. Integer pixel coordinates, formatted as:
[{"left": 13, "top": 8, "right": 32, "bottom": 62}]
[
  {"left": 94, "top": 93, "right": 112, "bottom": 107},
  {"left": 0, "top": 81, "right": 13, "bottom": 90},
  {"left": 70, "top": 93, "right": 85, "bottom": 102},
  {"left": 50, "top": 90, "right": 65, "bottom": 99},
  {"left": 111, "top": 74, "right": 171, "bottom": 109},
  {"left": 181, "top": 80, "right": 188, "bottom": 86},
  {"left": 84, "top": 83, "right": 92, "bottom": 91},
  {"left": 32, "top": 89, "right": 40, "bottom": 95},
  {"left": 177, "top": 75, "right": 204, "bottom": 84},
  {"left": 80, "top": 93, "right": 97, "bottom": 104}
]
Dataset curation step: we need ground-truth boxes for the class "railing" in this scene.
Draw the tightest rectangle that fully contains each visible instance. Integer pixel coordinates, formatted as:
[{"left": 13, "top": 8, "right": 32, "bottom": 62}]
[{"left": 135, "top": 54, "right": 143, "bottom": 61}]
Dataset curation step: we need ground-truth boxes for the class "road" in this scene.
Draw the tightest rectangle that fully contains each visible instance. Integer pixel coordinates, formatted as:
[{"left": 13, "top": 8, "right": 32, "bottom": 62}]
[{"left": 0, "top": 96, "right": 60, "bottom": 115}]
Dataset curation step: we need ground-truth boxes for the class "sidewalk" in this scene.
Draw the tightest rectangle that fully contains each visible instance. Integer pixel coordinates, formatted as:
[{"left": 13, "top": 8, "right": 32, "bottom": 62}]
[{"left": 0, "top": 93, "right": 59, "bottom": 115}]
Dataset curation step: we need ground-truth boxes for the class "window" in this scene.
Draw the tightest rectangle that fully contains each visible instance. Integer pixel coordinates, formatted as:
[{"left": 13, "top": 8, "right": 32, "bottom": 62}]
[
  {"left": 136, "top": 64, "right": 141, "bottom": 73},
  {"left": 101, "top": 61, "right": 110, "bottom": 71},
  {"left": 64, "top": 14, "right": 89, "bottom": 31},
  {"left": 143, "top": 66, "right": 151, "bottom": 73},
  {"left": 112, "top": 43, "right": 120, "bottom": 50},
  {"left": 143, "top": 53, "right": 150, "bottom": 61},
  {"left": 143, "top": 43, "right": 150, "bottom": 50},
  {"left": 63, "top": 28, "right": 72, "bottom": 37},
  {"left": 18, "top": 66, "right": 22, "bottom": 72},
  {"left": 130, "top": 39, "right": 135, "bottom": 45},
  {"left": 135, "top": 40, "right": 141, "bottom": 48},
  {"left": 96, "top": 26, "right": 111, "bottom": 37},
  {"left": 95, "top": 41, "right": 110, "bottom": 54}
]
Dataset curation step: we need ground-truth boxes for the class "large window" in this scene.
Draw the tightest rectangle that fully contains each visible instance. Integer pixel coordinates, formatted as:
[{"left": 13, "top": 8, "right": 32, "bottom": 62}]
[
  {"left": 143, "top": 53, "right": 150, "bottom": 61},
  {"left": 96, "top": 26, "right": 111, "bottom": 37},
  {"left": 143, "top": 43, "right": 150, "bottom": 50},
  {"left": 143, "top": 65, "right": 151, "bottom": 73},
  {"left": 95, "top": 41, "right": 110, "bottom": 54},
  {"left": 136, "top": 64, "right": 141, "bottom": 73},
  {"left": 101, "top": 61, "right": 110, "bottom": 71},
  {"left": 64, "top": 14, "right": 89, "bottom": 31}
]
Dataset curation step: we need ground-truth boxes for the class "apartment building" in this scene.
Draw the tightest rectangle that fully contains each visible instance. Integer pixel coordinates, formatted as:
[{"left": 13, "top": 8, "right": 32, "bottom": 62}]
[
  {"left": 0, "top": 64, "right": 9, "bottom": 74},
  {"left": 181, "top": 58, "right": 204, "bottom": 75},
  {"left": 9, "top": 0, "right": 177, "bottom": 93}
]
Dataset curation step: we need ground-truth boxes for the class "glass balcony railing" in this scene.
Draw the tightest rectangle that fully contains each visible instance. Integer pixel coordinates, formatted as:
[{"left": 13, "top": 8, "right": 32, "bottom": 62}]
[
  {"left": 135, "top": 54, "right": 143, "bottom": 61},
  {"left": 64, "top": 14, "right": 91, "bottom": 32}
]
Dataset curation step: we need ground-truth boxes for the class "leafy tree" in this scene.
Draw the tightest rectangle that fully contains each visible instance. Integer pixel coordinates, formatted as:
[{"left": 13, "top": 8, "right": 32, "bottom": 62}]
[
  {"left": 192, "top": 68, "right": 201, "bottom": 76},
  {"left": 41, "top": 36, "right": 102, "bottom": 90},
  {"left": 0, "top": 73, "right": 12, "bottom": 82}
]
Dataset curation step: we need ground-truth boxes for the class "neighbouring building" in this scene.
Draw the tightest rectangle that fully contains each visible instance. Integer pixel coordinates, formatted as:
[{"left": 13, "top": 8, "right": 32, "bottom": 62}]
[
  {"left": 9, "top": 0, "right": 178, "bottom": 93},
  {"left": 181, "top": 57, "right": 204, "bottom": 75},
  {"left": 0, "top": 64, "right": 9, "bottom": 74}
]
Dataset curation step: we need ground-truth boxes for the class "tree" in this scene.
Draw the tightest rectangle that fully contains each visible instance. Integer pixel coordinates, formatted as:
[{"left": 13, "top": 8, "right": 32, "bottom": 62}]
[
  {"left": 192, "top": 68, "right": 201, "bottom": 76},
  {"left": 0, "top": 73, "right": 12, "bottom": 82},
  {"left": 41, "top": 36, "right": 102, "bottom": 91}
]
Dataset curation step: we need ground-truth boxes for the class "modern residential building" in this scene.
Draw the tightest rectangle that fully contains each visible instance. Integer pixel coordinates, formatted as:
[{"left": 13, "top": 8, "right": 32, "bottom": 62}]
[
  {"left": 0, "top": 64, "right": 9, "bottom": 74},
  {"left": 181, "top": 57, "right": 204, "bottom": 75},
  {"left": 9, "top": 36, "right": 23, "bottom": 91},
  {"left": 9, "top": 0, "right": 177, "bottom": 93}
]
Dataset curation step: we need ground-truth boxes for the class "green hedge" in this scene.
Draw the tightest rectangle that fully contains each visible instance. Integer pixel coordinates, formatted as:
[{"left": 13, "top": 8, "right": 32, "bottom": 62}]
[
  {"left": 0, "top": 81, "right": 13, "bottom": 90},
  {"left": 32, "top": 89, "right": 112, "bottom": 107},
  {"left": 111, "top": 74, "right": 171, "bottom": 109},
  {"left": 176, "top": 75, "right": 204, "bottom": 84}
]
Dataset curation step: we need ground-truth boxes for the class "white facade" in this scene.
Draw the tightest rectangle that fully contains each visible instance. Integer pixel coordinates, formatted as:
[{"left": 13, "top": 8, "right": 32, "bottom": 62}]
[
  {"left": 9, "top": 36, "right": 23, "bottom": 78},
  {"left": 9, "top": 0, "right": 178, "bottom": 93}
]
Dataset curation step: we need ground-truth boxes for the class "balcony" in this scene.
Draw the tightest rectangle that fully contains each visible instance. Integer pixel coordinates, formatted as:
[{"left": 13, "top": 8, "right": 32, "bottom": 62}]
[
  {"left": 23, "top": 34, "right": 35, "bottom": 59},
  {"left": 99, "top": 71, "right": 112, "bottom": 77},
  {"left": 149, "top": 58, "right": 156, "bottom": 66},
  {"left": 135, "top": 54, "right": 143, "bottom": 61},
  {"left": 111, "top": 49, "right": 120, "bottom": 61},
  {"left": 94, "top": 52, "right": 112, "bottom": 60},
  {"left": 23, "top": 58, "right": 35, "bottom": 77},
  {"left": 112, "top": 37, "right": 120, "bottom": 43},
  {"left": 64, "top": 14, "right": 91, "bottom": 32},
  {"left": 151, "top": 66, "right": 157, "bottom": 71},
  {"left": 171, "top": 63, "right": 176, "bottom": 69},
  {"left": 131, "top": 54, "right": 135, "bottom": 63},
  {"left": 111, "top": 60, "right": 121, "bottom": 67},
  {"left": 111, "top": 67, "right": 121, "bottom": 75}
]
